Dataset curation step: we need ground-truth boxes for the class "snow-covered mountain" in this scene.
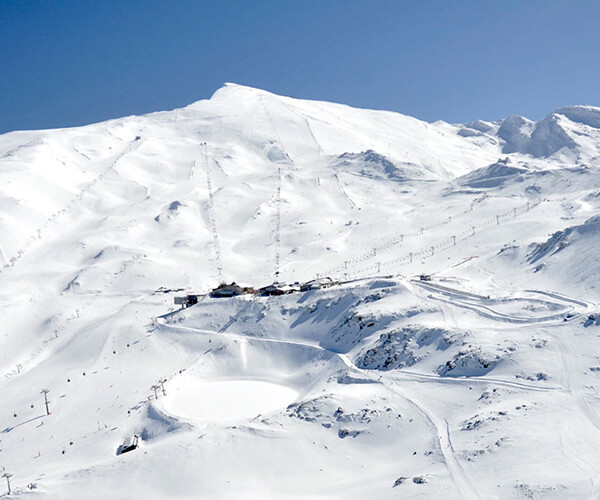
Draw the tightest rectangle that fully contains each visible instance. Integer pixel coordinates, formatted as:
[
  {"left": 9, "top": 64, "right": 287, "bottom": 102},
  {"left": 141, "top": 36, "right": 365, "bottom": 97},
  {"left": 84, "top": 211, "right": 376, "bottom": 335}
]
[{"left": 1, "top": 84, "right": 599, "bottom": 499}]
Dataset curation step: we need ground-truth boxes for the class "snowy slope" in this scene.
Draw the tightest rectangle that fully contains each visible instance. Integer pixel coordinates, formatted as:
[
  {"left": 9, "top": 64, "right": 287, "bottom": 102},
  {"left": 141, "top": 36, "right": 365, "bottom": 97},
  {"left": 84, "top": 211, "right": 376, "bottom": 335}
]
[{"left": 0, "top": 84, "right": 600, "bottom": 499}]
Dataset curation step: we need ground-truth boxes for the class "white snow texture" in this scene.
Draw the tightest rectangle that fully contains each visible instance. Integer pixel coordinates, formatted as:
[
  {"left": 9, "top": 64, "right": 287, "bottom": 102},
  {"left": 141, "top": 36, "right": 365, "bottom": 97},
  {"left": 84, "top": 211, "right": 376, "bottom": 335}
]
[{"left": 1, "top": 83, "right": 600, "bottom": 499}]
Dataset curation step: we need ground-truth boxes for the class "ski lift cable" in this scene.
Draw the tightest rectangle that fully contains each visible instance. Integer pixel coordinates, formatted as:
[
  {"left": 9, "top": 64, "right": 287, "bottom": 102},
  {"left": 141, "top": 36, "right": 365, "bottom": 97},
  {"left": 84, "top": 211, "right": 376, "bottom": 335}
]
[
  {"left": 360, "top": 194, "right": 496, "bottom": 266},
  {"left": 202, "top": 142, "right": 224, "bottom": 283},
  {"left": 260, "top": 95, "right": 290, "bottom": 281},
  {"left": 318, "top": 197, "right": 484, "bottom": 277},
  {"left": 328, "top": 199, "right": 542, "bottom": 281}
]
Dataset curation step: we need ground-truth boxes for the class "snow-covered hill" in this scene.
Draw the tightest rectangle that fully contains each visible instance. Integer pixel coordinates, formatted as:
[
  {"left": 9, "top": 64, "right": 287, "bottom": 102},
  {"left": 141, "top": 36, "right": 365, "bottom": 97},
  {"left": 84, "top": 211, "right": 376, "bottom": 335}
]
[{"left": 1, "top": 84, "right": 599, "bottom": 499}]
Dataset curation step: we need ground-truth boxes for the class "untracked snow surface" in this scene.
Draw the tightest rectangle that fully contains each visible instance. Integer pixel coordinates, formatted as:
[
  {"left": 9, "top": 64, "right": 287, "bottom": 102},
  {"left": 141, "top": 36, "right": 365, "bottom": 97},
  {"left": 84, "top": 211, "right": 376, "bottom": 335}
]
[
  {"left": 1, "top": 84, "right": 600, "bottom": 499},
  {"left": 162, "top": 378, "right": 298, "bottom": 422}
]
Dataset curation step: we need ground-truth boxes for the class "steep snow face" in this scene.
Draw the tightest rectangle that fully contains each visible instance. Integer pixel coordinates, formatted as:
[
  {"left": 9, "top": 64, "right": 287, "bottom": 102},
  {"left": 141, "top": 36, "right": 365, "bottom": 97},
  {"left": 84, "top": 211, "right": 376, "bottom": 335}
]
[
  {"left": 497, "top": 115, "right": 535, "bottom": 154},
  {"left": 555, "top": 105, "right": 600, "bottom": 129},
  {"left": 526, "top": 215, "right": 600, "bottom": 291},
  {"left": 1, "top": 85, "right": 600, "bottom": 499},
  {"left": 494, "top": 105, "right": 600, "bottom": 158},
  {"left": 458, "top": 158, "right": 528, "bottom": 188},
  {"left": 526, "top": 113, "right": 578, "bottom": 157}
]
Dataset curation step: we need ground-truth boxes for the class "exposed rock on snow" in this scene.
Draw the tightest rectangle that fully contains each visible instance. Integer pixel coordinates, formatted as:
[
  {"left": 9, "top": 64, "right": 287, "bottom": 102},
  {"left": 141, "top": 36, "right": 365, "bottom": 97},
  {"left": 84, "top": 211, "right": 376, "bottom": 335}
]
[
  {"left": 527, "top": 215, "right": 600, "bottom": 264},
  {"left": 356, "top": 325, "right": 458, "bottom": 371},
  {"left": 335, "top": 150, "right": 410, "bottom": 181},
  {"left": 458, "top": 157, "right": 528, "bottom": 188},
  {"left": 437, "top": 347, "right": 502, "bottom": 377}
]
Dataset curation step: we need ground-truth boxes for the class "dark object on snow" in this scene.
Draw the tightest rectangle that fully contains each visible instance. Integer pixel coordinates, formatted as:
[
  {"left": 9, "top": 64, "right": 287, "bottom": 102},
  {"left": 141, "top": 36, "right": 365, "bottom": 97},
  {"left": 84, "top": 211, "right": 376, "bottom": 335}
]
[
  {"left": 210, "top": 282, "right": 244, "bottom": 298},
  {"left": 174, "top": 294, "right": 200, "bottom": 308},
  {"left": 156, "top": 287, "right": 186, "bottom": 294},
  {"left": 393, "top": 477, "right": 407, "bottom": 487},
  {"left": 338, "top": 428, "right": 360, "bottom": 439},
  {"left": 259, "top": 282, "right": 298, "bottom": 296},
  {"left": 419, "top": 274, "right": 432, "bottom": 281},
  {"left": 117, "top": 435, "right": 139, "bottom": 455}
]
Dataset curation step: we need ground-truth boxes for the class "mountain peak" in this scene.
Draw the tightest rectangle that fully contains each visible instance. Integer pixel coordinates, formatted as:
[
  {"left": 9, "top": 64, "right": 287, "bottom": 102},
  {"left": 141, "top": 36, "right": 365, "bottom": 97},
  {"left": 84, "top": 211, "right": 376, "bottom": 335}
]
[{"left": 210, "top": 82, "right": 280, "bottom": 102}]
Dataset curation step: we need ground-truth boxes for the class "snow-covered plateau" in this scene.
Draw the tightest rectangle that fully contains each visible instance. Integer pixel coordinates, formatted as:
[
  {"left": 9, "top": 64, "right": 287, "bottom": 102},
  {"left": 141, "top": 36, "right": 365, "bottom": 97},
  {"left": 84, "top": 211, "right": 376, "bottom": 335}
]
[{"left": 1, "top": 83, "right": 600, "bottom": 499}]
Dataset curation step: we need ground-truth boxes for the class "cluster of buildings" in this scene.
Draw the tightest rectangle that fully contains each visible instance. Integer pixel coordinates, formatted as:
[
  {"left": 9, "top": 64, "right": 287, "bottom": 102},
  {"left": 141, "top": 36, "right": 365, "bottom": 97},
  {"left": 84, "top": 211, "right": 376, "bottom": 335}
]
[{"left": 174, "top": 277, "right": 338, "bottom": 308}]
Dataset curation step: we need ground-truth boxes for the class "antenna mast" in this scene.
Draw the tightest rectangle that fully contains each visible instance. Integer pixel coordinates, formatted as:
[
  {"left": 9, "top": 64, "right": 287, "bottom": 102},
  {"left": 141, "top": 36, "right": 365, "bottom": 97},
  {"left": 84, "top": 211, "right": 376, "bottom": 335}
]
[
  {"left": 202, "top": 142, "right": 224, "bottom": 283},
  {"left": 274, "top": 166, "right": 282, "bottom": 280}
]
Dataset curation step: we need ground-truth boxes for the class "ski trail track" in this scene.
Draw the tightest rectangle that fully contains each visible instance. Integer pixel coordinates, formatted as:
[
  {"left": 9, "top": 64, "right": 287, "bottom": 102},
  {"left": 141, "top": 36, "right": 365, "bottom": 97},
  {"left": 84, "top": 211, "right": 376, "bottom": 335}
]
[
  {"left": 0, "top": 244, "right": 7, "bottom": 266},
  {"left": 334, "top": 173, "right": 357, "bottom": 209},
  {"left": 260, "top": 95, "right": 294, "bottom": 281},
  {"left": 153, "top": 274, "right": 594, "bottom": 499},
  {"left": 201, "top": 142, "right": 224, "bottom": 282},
  {"left": 414, "top": 281, "right": 586, "bottom": 325},
  {"left": 320, "top": 199, "right": 542, "bottom": 281},
  {"left": 524, "top": 289, "right": 593, "bottom": 310},
  {"left": 381, "top": 375, "right": 483, "bottom": 500},
  {"left": 425, "top": 276, "right": 599, "bottom": 496},
  {"left": 393, "top": 369, "right": 560, "bottom": 393},
  {"left": 0, "top": 137, "right": 151, "bottom": 384},
  {"left": 0, "top": 253, "right": 143, "bottom": 385},
  {"left": 0, "top": 137, "right": 144, "bottom": 276},
  {"left": 424, "top": 293, "right": 569, "bottom": 325},
  {"left": 554, "top": 326, "right": 600, "bottom": 498},
  {"left": 281, "top": 102, "right": 324, "bottom": 156},
  {"left": 157, "top": 314, "right": 490, "bottom": 499}
]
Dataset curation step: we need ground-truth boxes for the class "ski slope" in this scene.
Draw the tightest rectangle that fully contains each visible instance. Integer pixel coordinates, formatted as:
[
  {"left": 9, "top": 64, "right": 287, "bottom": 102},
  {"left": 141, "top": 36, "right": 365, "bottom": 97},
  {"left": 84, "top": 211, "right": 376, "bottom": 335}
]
[{"left": 0, "top": 84, "right": 599, "bottom": 499}]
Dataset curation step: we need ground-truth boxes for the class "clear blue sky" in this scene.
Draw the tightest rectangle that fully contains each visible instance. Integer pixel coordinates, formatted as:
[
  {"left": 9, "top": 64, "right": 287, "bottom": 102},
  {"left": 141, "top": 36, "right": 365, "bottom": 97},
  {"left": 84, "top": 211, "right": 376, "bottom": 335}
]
[{"left": 1, "top": 0, "right": 599, "bottom": 133}]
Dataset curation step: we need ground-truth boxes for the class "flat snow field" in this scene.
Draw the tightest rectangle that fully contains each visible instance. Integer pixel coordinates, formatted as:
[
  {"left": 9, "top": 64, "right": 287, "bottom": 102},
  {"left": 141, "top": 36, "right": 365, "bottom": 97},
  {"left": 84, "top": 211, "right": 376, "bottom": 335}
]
[{"left": 161, "top": 378, "right": 298, "bottom": 422}]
